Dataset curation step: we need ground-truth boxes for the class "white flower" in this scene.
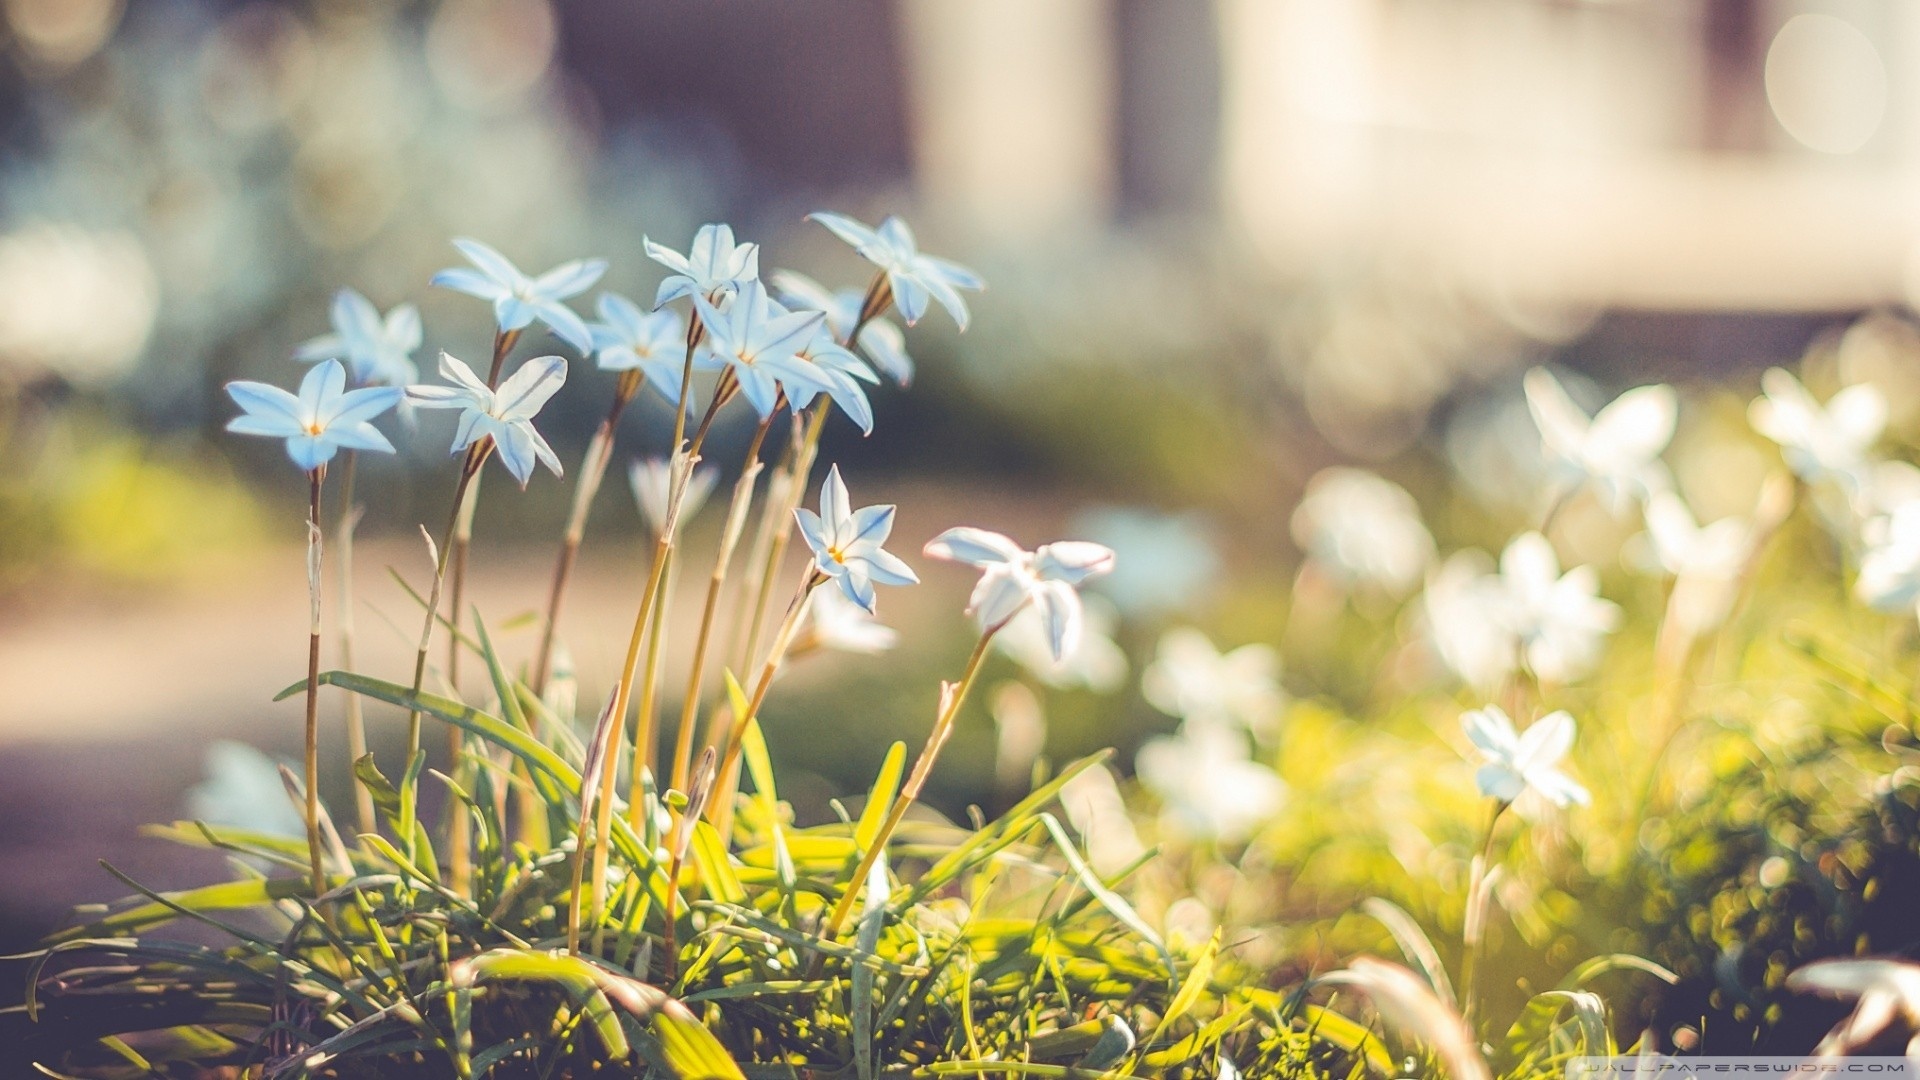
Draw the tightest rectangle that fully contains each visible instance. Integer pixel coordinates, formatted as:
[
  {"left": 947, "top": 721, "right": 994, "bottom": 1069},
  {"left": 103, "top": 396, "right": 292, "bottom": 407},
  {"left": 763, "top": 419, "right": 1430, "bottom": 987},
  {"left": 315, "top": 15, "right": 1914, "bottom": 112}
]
[
  {"left": 1422, "top": 551, "right": 1521, "bottom": 693},
  {"left": 628, "top": 457, "right": 718, "bottom": 537},
  {"left": 1142, "top": 627, "right": 1284, "bottom": 740},
  {"left": 1497, "top": 532, "right": 1620, "bottom": 684},
  {"left": 1523, "top": 367, "right": 1676, "bottom": 514},
  {"left": 407, "top": 352, "right": 567, "bottom": 487},
  {"left": 429, "top": 237, "right": 603, "bottom": 353},
  {"left": 1788, "top": 958, "right": 1920, "bottom": 1060},
  {"left": 186, "top": 740, "right": 304, "bottom": 838},
  {"left": 691, "top": 280, "right": 833, "bottom": 420},
  {"left": 808, "top": 211, "right": 984, "bottom": 329},
  {"left": 225, "top": 359, "right": 403, "bottom": 472},
  {"left": 295, "top": 287, "right": 422, "bottom": 388},
  {"left": 1069, "top": 506, "right": 1218, "bottom": 618},
  {"left": 805, "top": 587, "right": 900, "bottom": 655},
  {"left": 923, "top": 527, "right": 1115, "bottom": 659},
  {"left": 1749, "top": 367, "right": 1886, "bottom": 489},
  {"left": 1135, "top": 722, "right": 1285, "bottom": 843},
  {"left": 1857, "top": 499, "right": 1920, "bottom": 617},
  {"left": 1290, "top": 468, "right": 1434, "bottom": 596},
  {"left": 589, "top": 292, "right": 688, "bottom": 407},
  {"left": 772, "top": 268, "right": 914, "bottom": 386},
  {"left": 1643, "top": 492, "right": 1753, "bottom": 636},
  {"left": 1059, "top": 762, "right": 1147, "bottom": 877},
  {"left": 793, "top": 465, "right": 919, "bottom": 613},
  {"left": 994, "top": 594, "right": 1127, "bottom": 692},
  {"left": 1460, "top": 706, "right": 1589, "bottom": 808},
  {"left": 645, "top": 222, "right": 760, "bottom": 309}
]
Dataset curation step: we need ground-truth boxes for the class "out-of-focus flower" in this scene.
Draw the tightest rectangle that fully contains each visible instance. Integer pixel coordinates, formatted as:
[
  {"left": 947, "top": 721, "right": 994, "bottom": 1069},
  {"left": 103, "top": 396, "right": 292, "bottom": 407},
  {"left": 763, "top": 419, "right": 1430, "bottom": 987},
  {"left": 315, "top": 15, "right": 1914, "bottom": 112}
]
[
  {"left": 1749, "top": 368, "right": 1886, "bottom": 489},
  {"left": 1070, "top": 507, "right": 1218, "bottom": 617},
  {"left": 994, "top": 594, "right": 1127, "bottom": 692},
  {"left": 226, "top": 359, "right": 402, "bottom": 472},
  {"left": 295, "top": 288, "right": 422, "bottom": 388},
  {"left": 629, "top": 457, "right": 717, "bottom": 537},
  {"left": 990, "top": 680, "right": 1048, "bottom": 795},
  {"left": 1643, "top": 491, "right": 1755, "bottom": 637},
  {"left": 0, "top": 224, "right": 157, "bottom": 386},
  {"left": 1523, "top": 367, "right": 1676, "bottom": 514},
  {"left": 923, "top": 527, "right": 1115, "bottom": 659},
  {"left": 429, "top": 237, "right": 603, "bottom": 353},
  {"left": 1135, "top": 722, "right": 1284, "bottom": 843},
  {"left": 794, "top": 465, "right": 918, "bottom": 614},
  {"left": 1142, "top": 627, "right": 1284, "bottom": 740},
  {"left": 691, "top": 281, "right": 831, "bottom": 420},
  {"left": 407, "top": 352, "right": 566, "bottom": 486},
  {"left": 804, "top": 587, "right": 899, "bottom": 655},
  {"left": 1857, "top": 500, "right": 1920, "bottom": 618},
  {"left": 773, "top": 268, "right": 914, "bottom": 386},
  {"left": 1460, "top": 705, "right": 1589, "bottom": 809},
  {"left": 1787, "top": 958, "right": 1920, "bottom": 1060},
  {"left": 1422, "top": 552, "right": 1520, "bottom": 692},
  {"left": 646, "top": 222, "right": 760, "bottom": 309},
  {"left": 589, "top": 292, "right": 688, "bottom": 407},
  {"left": 808, "top": 211, "right": 983, "bottom": 329},
  {"left": 186, "top": 740, "right": 305, "bottom": 838},
  {"left": 1290, "top": 468, "right": 1434, "bottom": 596},
  {"left": 1059, "top": 761, "right": 1147, "bottom": 877},
  {"left": 1498, "top": 532, "right": 1620, "bottom": 684}
]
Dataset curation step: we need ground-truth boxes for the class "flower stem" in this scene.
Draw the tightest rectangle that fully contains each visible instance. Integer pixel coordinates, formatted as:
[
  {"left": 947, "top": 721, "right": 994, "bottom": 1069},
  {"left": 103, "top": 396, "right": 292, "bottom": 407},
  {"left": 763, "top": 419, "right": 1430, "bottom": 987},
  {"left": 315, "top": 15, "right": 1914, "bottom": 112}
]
[
  {"left": 628, "top": 547, "right": 676, "bottom": 827},
  {"left": 707, "top": 567, "right": 825, "bottom": 835},
  {"left": 1459, "top": 801, "right": 1505, "bottom": 1030},
  {"left": 303, "top": 467, "right": 328, "bottom": 898},
  {"left": 669, "top": 415, "right": 773, "bottom": 794},
  {"left": 403, "top": 447, "right": 488, "bottom": 795},
  {"left": 335, "top": 450, "right": 375, "bottom": 837},
  {"left": 819, "top": 623, "right": 1000, "bottom": 943}
]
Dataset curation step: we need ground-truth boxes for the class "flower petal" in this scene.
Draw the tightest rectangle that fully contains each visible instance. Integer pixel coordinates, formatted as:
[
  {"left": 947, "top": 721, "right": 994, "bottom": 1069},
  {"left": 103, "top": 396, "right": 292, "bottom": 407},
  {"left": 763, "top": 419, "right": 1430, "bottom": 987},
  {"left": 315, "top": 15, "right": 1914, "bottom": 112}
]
[{"left": 925, "top": 527, "right": 1024, "bottom": 566}]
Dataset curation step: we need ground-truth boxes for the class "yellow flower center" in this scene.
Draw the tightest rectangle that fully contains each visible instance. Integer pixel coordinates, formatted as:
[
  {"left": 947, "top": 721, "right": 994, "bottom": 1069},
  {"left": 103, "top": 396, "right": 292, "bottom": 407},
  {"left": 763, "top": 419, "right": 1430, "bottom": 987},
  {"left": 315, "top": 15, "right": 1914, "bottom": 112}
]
[
  {"left": 306, "top": 422, "right": 325, "bottom": 435},
  {"left": 827, "top": 546, "right": 846, "bottom": 564}
]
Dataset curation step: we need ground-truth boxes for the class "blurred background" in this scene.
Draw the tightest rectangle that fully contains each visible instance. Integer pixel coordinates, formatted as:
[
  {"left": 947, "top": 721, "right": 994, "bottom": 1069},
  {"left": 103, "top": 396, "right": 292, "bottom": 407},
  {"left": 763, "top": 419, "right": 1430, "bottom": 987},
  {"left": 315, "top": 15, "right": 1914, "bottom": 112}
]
[{"left": 3, "top": 0, "right": 1919, "bottom": 955}]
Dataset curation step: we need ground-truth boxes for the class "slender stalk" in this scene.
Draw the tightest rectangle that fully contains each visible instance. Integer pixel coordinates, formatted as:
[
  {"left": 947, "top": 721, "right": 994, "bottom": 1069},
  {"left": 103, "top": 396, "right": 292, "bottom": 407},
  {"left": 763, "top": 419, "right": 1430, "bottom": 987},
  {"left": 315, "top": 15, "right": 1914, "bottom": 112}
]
[
  {"left": 660, "top": 749, "right": 716, "bottom": 979},
  {"left": 669, "top": 417, "right": 773, "bottom": 793},
  {"left": 532, "top": 375, "right": 642, "bottom": 698},
  {"left": 705, "top": 569, "right": 827, "bottom": 843},
  {"left": 404, "top": 447, "right": 488, "bottom": 774},
  {"left": 443, "top": 328, "right": 519, "bottom": 702},
  {"left": 628, "top": 547, "right": 675, "bottom": 827},
  {"left": 564, "top": 692, "right": 622, "bottom": 955},
  {"left": 1459, "top": 802, "right": 1505, "bottom": 1029},
  {"left": 334, "top": 451, "right": 375, "bottom": 837},
  {"left": 303, "top": 468, "right": 329, "bottom": 898},
  {"left": 819, "top": 623, "right": 999, "bottom": 942}
]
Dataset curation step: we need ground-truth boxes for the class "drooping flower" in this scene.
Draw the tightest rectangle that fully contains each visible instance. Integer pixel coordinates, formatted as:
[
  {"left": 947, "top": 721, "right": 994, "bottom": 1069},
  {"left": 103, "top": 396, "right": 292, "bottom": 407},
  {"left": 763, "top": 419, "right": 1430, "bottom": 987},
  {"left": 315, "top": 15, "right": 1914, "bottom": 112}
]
[
  {"left": 994, "top": 594, "right": 1128, "bottom": 692},
  {"left": 1290, "top": 468, "right": 1434, "bottom": 596},
  {"left": 589, "top": 292, "right": 689, "bottom": 407},
  {"left": 804, "top": 587, "right": 900, "bottom": 655},
  {"left": 1497, "top": 532, "right": 1620, "bottom": 684},
  {"left": 793, "top": 465, "right": 919, "bottom": 613},
  {"left": 294, "top": 288, "right": 422, "bottom": 388},
  {"left": 1749, "top": 367, "right": 1886, "bottom": 489},
  {"left": 429, "top": 238, "right": 604, "bottom": 354},
  {"left": 226, "top": 359, "right": 403, "bottom": 472},
  {"left": 690, "top": 280, "right": 832, "bottom": 420},
  {"left": 923, "top": 527, "right": 1116, "bottom": 659},
  {"left": 1787, "top": 958, "right": 1920, "bottom": 1060},
  {"left": 1460, "top": 705, "right": 1589, "bottom": 808},
  {"left": 407, "top": 352, "right": 567, "bottom": 486},
  {"left": 646, "top": 222, "right": 760, "bottom": 309},
  {"left": 1523, "top": 367, "right": 1676, "bottom": 514},
  {"left": 629, "top": 457, "right": 718, "bottom": 538},
  {"left": 772, "top": 268, "right": 914, "bottom": 386},
  {"left": 808, "top": 211, "right": 984, "bottom": 329},
  {"left": 1142, "top": 627, "right": 1284, "bottom": 740},
  {"left": 1135, "top": 722, "right": 1285, "bottom": 843}
]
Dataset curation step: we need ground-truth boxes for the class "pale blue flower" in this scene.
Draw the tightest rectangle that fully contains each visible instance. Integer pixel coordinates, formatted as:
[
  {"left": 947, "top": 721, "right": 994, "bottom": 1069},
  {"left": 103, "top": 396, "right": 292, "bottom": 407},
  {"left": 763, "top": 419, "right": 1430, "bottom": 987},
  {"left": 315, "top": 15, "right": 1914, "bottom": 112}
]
[
  {"left": 645, "top": 222, "right": 759, "bottom": 309},
  {"left": 808, "top": 211, "right": 984, "bottom": 330},
  {"left": 923, "top": 527, "right": 1115, "bottom": 659},
  {"left": 294, "top": 288, "right": 423, "bottom": 389},
  {"left": 772, "top": 269, "right": 914, "bottom": 386},
  {"left": 690, "top": 280, "right": 830, "bottom": 421},
  {"left": 785, "top": 334, "right": 877, "bottom": 434},
  {"left": 186, "top": 740, "right": 304, "bottom": 839},
  {"left": 226, "top": 358, "right": 402, "bottom": 472},
  {"left": 794, "top": 464, "right": 919, "bottom": 613},
  {"left": 407, "top": 351, "right": 567, "bottom": 487},
  {"left": 1461, "top": 705, "right": 1589, "bottom": 808},
  {"left": 429, "top": 237, "right": 604, "bottom": 354},
  {"left": 590, "top": 292, "right": 689, "bottom": 408}
]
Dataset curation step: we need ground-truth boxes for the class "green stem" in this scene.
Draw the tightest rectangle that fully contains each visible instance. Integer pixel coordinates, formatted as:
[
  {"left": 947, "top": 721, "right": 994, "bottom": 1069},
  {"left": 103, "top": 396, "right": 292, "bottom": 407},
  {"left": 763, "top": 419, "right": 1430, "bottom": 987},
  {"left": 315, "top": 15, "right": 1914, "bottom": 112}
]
[
  {"left": 304, "top": 467, "right": 328, "bottom": 898},
  {"left": 532, "top": 380, "right": 638, "bottom": 699},
  {"left": 335, "top": 451, "right": 374, "bottom": 837},
  {"left": 1459, "top": 801, "right": 1505, "bottom": 1029}
]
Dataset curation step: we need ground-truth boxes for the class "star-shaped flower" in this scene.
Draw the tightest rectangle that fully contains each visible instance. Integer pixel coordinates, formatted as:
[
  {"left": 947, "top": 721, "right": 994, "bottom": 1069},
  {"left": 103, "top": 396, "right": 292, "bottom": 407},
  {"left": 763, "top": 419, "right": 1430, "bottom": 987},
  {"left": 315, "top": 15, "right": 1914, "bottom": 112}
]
[
  {"left": 922, "top": 527, "right": 1115, "bottom": 659},
  {"left": 407, "top": 352, "right": 567, "bottom": 487},
  {"left": 1498, "top": 532, "right": 1620, "bottom": 684},
  {"left": 1460, "top": 705, "right": 1589, "bottom": 808},
  {"left": 589, "top": 292, "right": 689, "bottom": 408},
  {"left": 1749, "top": 367, "right": 1886, "bottom": 489},
  {"left": 808, "top": 211, "right": 984, "bottom": 330},
  {"left": 995, "top": 594, "right": 1128, "bottom": 693},
  {"left": 1135, "top": 722, "right": 1285, "bottom": 843},
  {"left": 1422, "top": 551, "right": 1521, "bottom": 692},
  {"left": 1142, "top": 627, "right": 1285, "bottom": 740},
  {"left": 772, "top": 269, "right": 914, "bottom": 386},
  {"left": 429, "top": 238, "right": 604, "bottom": 354},
  {"left": 793, "top": 465, "right": 919, "bottom": 613},
  {"left": 1290, "top": 467, "right": 1434, "bottom": 596},
  {"left": 804, "top": 587, "right": 900, "bottom": 655},
  {"left": 1642, "top": 491, "right": 1755, "bottom": 636},
  {"left": 783, "top": 333, "right": 878, "bottom": 434},
  {"left": 691, "top": 280, "right": 831, "bottom": 420},
  {"left": 226, "top": 359, "right": 403, "bottom": 472},
  {"left": 294, "top": 288, "right": 422, "bottom": 388},
  {"left": 1857, "top": 499, "right": 1920, "bottom": 618},
  {"left": 645, "top": 222, "right": 759, "bottom": 309},
  {"left": 1523, "top": 367, "right": 1676, "bottom": 514},
  {"left": 1788, "top": 958, "right": 1920, "bottom": 1059}
]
